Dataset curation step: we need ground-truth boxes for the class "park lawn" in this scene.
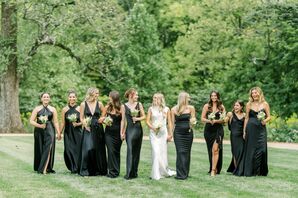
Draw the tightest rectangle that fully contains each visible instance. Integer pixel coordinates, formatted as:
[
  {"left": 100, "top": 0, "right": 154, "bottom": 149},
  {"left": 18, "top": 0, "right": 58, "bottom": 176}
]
[{"left": 0, "top": 136, "right": 297, "bottom": 198}]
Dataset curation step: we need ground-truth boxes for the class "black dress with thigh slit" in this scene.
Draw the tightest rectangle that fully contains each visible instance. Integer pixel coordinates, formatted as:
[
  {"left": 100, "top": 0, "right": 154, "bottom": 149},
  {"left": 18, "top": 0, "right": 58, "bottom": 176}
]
[
  {"left": 34, "top": 106, "right": 56, "bottom": 173},
  {"left": 204, "top": 111, "right": 224, "bottom": 174}
]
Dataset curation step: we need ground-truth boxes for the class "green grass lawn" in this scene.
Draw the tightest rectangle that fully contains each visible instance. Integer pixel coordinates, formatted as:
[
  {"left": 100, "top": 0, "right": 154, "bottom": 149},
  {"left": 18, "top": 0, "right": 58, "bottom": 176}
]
[{"left": 0, "top": 136, "right": 297, "bottom": 198}]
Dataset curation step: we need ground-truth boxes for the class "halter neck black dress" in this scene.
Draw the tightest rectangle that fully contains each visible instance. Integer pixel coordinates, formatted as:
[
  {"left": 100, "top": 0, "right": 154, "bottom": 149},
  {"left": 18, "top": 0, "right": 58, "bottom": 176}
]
[
  {"left": 227, "top": 112, "right": 245, "bottom": 173},
  {"left": 234, "top": 109, "right": 268, "bottom": 176},
  {"left": 105, "top": 113, "right": 122, "bottom": 178},
  {"left": 124, "top": 103, "right": 143, "bottom": 179},
  {"left": 34, "top": 106, "right": 56, "bottom": 173},
  {"left": 78, "top": 101, "right": 107, "bottom": 176},
  {"left": 204, "top": 111, "right": 224, "bottom": 174},
  {"left": 174, "top": 113, "right": 193, "bottom": 180},
  {"left": 63, "top": 105, "right": 82, "bottom": 173}
]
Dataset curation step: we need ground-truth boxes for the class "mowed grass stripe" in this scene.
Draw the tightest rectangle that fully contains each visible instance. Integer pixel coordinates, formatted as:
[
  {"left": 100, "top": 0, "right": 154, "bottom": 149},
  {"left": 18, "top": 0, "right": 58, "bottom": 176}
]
[
  {"left": 0, "top": 151, "right": 87, "bottom": 198},
  {"left": 0, "top": 136, "right": 298, "bottom": 198}
]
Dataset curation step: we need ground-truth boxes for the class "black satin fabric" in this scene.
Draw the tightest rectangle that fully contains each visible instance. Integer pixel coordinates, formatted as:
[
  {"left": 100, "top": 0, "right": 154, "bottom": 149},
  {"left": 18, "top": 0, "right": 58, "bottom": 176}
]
[
  {"left": 34, "top": 106, "right": 56, "bottom": 173},
  {"left": 124, "top": 103, "right": 143, "bottom": 179},
  {"left": 63, "top": 105, "right": 82, "bottom": 173},
  {"left": 234, "top": 109, "right": 268, "bottom": 176},
  {"left": 204, "top": 111, "right": 224, "bottom": 174},
  {"left": 174, "top": 113, "right": 193, "bottom": 179},
  {"left": 78, "top": 101, "right": 107, "bottom": 176},
  {"left": 105, "top": 113, "right": 122, "bottom": 178},
  {"left": 227, "top": 112, "right": 244, "bottom": 173}
]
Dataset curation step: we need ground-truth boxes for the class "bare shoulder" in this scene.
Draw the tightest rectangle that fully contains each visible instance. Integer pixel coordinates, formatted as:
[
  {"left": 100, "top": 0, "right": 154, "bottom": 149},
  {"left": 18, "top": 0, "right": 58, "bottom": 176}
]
[
  {"left": 98, "top": 101, "right": 104, "bottom": 107},
  {"left": 48, "top": 105, "right": 57, "bottom": 112},
  {"left": 203, "top": 103, "right": 209, "bottom": 110},
  {"left": 80, "top": 101, "right": 85, "bottom": 107},
  {"left": 62, "top": 106, "right": 69, "bottom": 113},
  {"left": 33, "top": 105, "right": 43, "bottom": 113},
  {"left": 263, "top": 101, "right": 270, "bottom": 107},
  {"left": 227, "top": 112, "right": 233, "bottom": 117},
  {"left": 75, "top": 106, "right": 80, "bottom": 112},
  {"left": 138, "top": 102, "right": 144, "bottom": 108},
  {"left": 188, "top": 105, "right": 195, "bottom": 110}
]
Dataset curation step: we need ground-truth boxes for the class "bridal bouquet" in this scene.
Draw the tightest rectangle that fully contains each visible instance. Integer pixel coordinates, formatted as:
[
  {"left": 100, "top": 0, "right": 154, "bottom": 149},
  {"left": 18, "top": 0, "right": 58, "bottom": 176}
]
[
  {"left": 257, "top": 111, "right": 266, "bottom": 121},
  {"left": 153, "top": 121, "right": 163, "bottom": 135},
  {"left": 82, "top": 117, "right": 92, "bottom": 129},
  {"left": 67, "top": 113, "right": 77, "bottom": 122},
  {"left": 104, "top": 116, "right": 113, "bottom": 126},
  {"left": 208, "top": 112, "right": 216, "bottom": 120},
  {"left": 38, "top": 115, "right": 48, "bottom": 124},
  {"left": 189, "top": 117, "right": 197, "bottom": 132}
]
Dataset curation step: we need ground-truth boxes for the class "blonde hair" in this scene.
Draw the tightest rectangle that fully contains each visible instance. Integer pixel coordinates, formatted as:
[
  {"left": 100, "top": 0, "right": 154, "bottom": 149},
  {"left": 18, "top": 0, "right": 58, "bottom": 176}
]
[
  {"left": 176, "top": 92, "right": 189, "bottom": 115},
  {"left": 152, "top": 93, "right": 166, "bottom": 111},
  {"left": 85, "top": 87, "right": 99, "bottom": 102},
  {"left": 248, "top": 87, "right": 266, "bottom": 103}
]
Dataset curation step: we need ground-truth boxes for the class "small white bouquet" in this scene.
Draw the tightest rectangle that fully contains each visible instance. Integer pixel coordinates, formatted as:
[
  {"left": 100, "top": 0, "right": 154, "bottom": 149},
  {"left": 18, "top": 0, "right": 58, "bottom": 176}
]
[
  {"left": 153, "top": 121, "right": 163, "bottom": 135},
  {"left": 257, "top": 111, "right": 266, "bottom": 121},
  {"left": 38, "top": 115, "right": 48, "bottom": 124},
  {"left": 208, "top": 112, "right": 216, "bottom": 120},
  {"left": 104, "top": 116, "right": 113, "bottom": 126},
  {"left": 189, "top": 117, "right": 197, "bottom": 132},
  {"left": 130, "top": 109, "right": 139, "bottom": 117},
  {"left": 67, "top": 113, "right": 77, "bottom": 122},
  {"left": 82, "top": 117, "right": 92, "bottom": 129}
]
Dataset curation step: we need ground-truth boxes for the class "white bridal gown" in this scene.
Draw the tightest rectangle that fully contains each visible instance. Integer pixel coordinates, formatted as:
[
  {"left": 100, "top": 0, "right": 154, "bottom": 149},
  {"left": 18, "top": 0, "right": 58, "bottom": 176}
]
[{"left": 149, "top": 106, "right": 176, "bottom": 180}]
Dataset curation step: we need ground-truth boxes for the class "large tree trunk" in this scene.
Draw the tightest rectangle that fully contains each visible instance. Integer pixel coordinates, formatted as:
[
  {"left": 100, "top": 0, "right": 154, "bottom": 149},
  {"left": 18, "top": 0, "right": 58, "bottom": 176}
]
[{"left": 0, "top": 2, "right": 24, "bottom": 133}]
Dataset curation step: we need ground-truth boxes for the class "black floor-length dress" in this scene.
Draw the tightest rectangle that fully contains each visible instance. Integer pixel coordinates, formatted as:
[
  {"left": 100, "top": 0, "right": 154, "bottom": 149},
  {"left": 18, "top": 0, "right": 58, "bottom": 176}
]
[
  {"left": 78, "top": 101, "right": 107, "bottom": 176},
  {"left": 64, "top": 105, "right": 82, "bottom": 173},
  {"left": 34, "top": 106, "right": 56, "bottom": 173},
  {"left": 204, "top": 111, "right": 224, "bottom": 174},
  {"left": 174, "top": 113, "right": 193, "bottom": 179},
  {"left": 124, "top": 103, "right": 143, "bottom": 179},
  {"left": 235, "top": 109, "right": 268, "bottom": 176},
  {"left": 105, "top": 113, "right": 122, "bottom": 178},
  {"left": 227, "top": 112, "right": 244, "bottom": 173}
]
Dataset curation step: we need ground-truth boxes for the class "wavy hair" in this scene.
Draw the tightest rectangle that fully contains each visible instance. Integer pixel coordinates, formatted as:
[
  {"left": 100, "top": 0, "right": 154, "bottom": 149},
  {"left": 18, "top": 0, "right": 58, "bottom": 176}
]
[
  {"left": 248, "top": 87, "right": 265, "bottom": 103},
  {"left": 85, "top": 87, "right": 99, "bottom": 102},
  {"left": 107, "top": 91, "right": 121, "bottom": 115},
  {"left": 152, "top": 93, "right": 166, "bottom": 111},
  {"left": 208, "top": 90, "right": 224, "bottom": 112}
]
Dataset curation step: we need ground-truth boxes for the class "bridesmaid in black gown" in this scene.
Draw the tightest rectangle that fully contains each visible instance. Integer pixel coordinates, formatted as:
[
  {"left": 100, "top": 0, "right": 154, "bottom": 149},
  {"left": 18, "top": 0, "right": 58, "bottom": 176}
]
[
  {"left": 78, "top": 87, "right": 107, "bottom": 176},
  {"left": 30, "top": 92, "right": 61, "bottom": 174},
  {"left": 226, "top": 100, "right": 245, "bottom": 173},
  {"left": 102, "top": 91, "right": 122, "bottom": 178},
  {"left": 120, "top": 88, "right": 146, "bottom": 179},
  {"left": 235, "top": 87, "right": 270, "bottom": 176},
  {"left": 60, "top": 90, "right": 82, "bottom": 173},
  {"left": 201, "top": 91, "right": 226, "bottom": 176},
  {"left": 171, "top": 92, "right": 196, "bottom": 180}
]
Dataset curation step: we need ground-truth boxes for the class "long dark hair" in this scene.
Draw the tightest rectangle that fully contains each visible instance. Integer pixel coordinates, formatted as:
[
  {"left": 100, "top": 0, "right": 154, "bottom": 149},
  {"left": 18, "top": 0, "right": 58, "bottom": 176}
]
[
  {"left": 232, "top": 100, "right": 244, "bottom": 113},
  {"left": 107, "top": 91, "right": 121, "bottom": 115},
  {"left": 208, "top": 91, "right": 224, "bottom": 112}
]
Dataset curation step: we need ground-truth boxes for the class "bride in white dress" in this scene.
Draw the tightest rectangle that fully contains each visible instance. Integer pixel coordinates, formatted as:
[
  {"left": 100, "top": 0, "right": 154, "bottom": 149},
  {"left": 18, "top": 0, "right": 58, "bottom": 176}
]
[{"left": 146, "top": 93, "right": 176, "bottom": 180}]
